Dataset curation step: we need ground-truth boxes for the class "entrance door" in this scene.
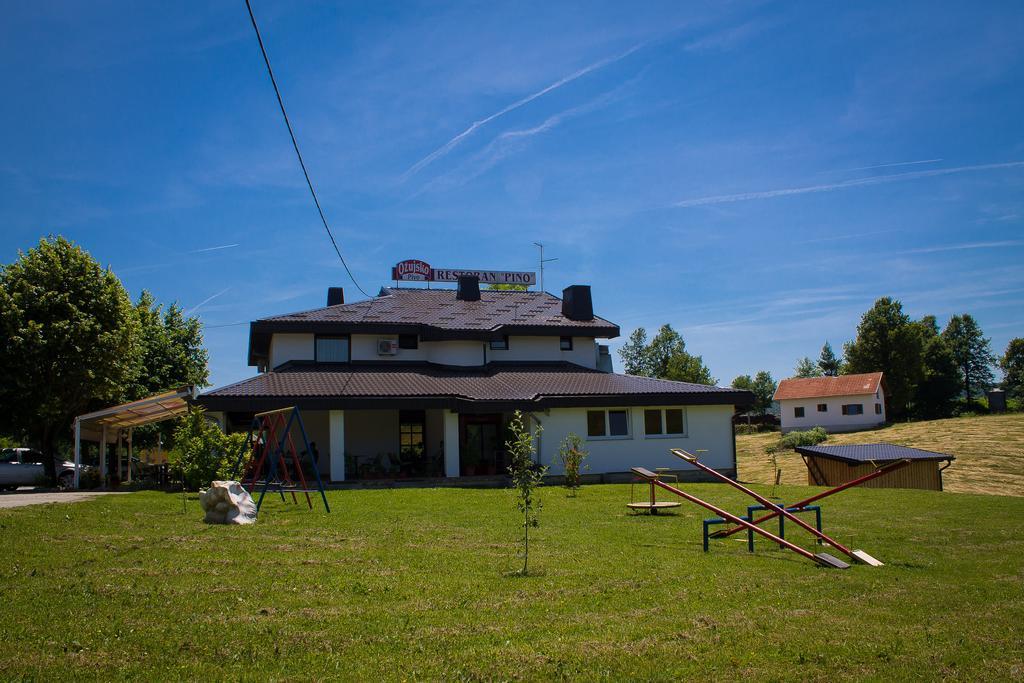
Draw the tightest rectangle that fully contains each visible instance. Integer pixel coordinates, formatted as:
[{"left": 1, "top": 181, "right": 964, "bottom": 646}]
[{"left": 460, "top": 414, "right": 504, "bottom": 476}]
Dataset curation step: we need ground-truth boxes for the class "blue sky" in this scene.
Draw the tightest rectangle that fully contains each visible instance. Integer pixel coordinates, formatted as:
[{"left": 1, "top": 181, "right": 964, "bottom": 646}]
[{"left": 2, "top": 1, "right": 1023, "bottom": 389}]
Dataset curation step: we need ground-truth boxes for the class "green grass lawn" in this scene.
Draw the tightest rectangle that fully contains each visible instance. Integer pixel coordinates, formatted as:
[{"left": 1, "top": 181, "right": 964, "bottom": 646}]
[{"left": 2, "top": 484, "right": 1023, "bottom": 680}]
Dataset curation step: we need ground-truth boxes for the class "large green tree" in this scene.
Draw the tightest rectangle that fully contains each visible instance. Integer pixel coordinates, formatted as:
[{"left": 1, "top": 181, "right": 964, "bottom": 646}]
[
  {"left": 942, "top": 314, "right": 996, "bottom": 402},
  {"left": 1000, "top": 338, "right": 1024, "bottom": 401},
  {"left": 731, "top": 371, "right": 776, "bottom": 416},
  {"left": 817, "top": 341, "right": 841, "bottom": 376},
  {"left": 914, "top": 317, "right": 960, "bottom": 418},
  {"left": 618, "top": 324, "right": 716, "bottom": 384},
  {"left": 844, "top": 297, "right": 924, "bottom": 418},
  {"left": 129, "top": 291, "right": 210, "bottom": 448},
  {"left": 0, "top": 237, "right": 140, "bottom": 481},
  {"left": 794, "top": 356, "right": 822, "bottom": 378}
]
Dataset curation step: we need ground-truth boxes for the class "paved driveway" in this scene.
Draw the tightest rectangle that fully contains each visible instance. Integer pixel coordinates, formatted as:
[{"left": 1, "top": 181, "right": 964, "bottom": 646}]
[{"left": 0, "top": 490, "right": 130, "bottom": 509}]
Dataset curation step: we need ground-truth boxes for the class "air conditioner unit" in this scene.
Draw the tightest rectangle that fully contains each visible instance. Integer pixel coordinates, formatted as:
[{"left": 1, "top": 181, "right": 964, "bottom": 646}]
[{"left": 377, "top": 339, "right": 399, "bottom": 355}]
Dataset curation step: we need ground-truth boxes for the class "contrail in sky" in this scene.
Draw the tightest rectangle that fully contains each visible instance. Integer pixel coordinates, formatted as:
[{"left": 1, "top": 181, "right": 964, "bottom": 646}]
[
  {"left": 185, "top": 287, "right": 231, "bottom": 316},
  {"left": 674, "top": 161, "right": 1024, "bottom": 208},
  {"left": 401, "top": 41, "right": 647, "bottom": 180},
  {"left": 190, "top": 243, "right": 239, "bottom": 253},
  {"left": 824, "top": 158, "right": 944, "bottom": 174}
]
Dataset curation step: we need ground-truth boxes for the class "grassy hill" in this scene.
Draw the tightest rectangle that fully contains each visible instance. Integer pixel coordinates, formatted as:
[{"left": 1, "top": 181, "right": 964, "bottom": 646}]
[{"left": 736, "top": 413, "right": 1024, "bottom": 496}]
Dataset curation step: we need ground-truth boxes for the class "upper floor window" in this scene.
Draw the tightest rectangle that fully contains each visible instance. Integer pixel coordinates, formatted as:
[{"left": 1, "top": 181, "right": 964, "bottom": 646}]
[
  {"left": 842, "top": 404, "right": 864, "bottom": 416},
  {"left": 489, "top": 336, "right": 509, "bottom": 351},
  {"left": 315, "top": 335, "right": 350, "bottom": 363},
  {"left": 559, "top": 336, "right": 573, "bottom": 351},
  {"left": 399, "top": 334, "right": 418, "bottom": 350}
]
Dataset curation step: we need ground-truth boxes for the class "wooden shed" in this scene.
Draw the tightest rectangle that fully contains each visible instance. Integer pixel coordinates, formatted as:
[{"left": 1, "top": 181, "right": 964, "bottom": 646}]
[{"left": 795, "top": 443, "right": 954, "bottom": 491}]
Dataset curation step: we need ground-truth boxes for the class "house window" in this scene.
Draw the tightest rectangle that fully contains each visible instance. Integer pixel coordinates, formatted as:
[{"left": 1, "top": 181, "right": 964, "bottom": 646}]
[
  {"left": 842, "top": 404, "right": 864, "bottom": 416},
  {"left": 560, "top": 336, "right": 573, "bottom": 351},
  {"left": 399, "top": 410, "right": 425, "bottom": 459},
  {"left": 817, "top": 404, "right": 827, "bottom": 412},
  {"left": 794, "top": 407, "right": 805, "bottom": 418},
  {"left": 875, "top": 403, "right": 882, "bottom": 415},
  {"left": 489, "top": 336, "right": 509, "bottom": 351},
  {"left": 587, "top": 409, "right": 630, "bottom": 438},
  {"left": 315, "top": 336, "right": 349, "bottom": 363},
  {"left": 398, "top": 334, "right": 418, "bottom": 350},
  {"left": 644, "top": 408, "right": 686, "bottom": 437}
]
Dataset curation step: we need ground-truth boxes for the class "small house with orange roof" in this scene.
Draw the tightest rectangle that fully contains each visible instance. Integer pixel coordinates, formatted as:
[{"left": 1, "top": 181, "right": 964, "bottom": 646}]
[{"left": 773, "top": 372, "right": 885, "bottom": 433}]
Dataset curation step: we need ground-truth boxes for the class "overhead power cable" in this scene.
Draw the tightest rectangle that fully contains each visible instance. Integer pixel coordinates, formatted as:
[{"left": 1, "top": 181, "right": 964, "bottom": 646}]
[{"left": 244, "top": 0, "right": 370, "bottom": 298}]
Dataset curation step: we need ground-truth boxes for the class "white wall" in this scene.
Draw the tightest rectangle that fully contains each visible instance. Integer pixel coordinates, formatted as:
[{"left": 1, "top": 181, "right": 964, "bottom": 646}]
[
  {"left": 270, "top": 333, "right": 314, "bottom": 369},
  {"left": 779, "top": 388, "right": 886, "bottom": 433},
  {"left": 488, "top": 336, "right": 597, "bottom": 368},
  {"left": 534, "top": 404, "right": 735, "bottom": 475}
]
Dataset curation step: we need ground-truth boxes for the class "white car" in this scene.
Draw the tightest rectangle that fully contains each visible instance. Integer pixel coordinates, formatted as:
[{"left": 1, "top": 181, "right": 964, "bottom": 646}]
[{"left": 0, "top": 448, "right": 86, "bottom": 490}]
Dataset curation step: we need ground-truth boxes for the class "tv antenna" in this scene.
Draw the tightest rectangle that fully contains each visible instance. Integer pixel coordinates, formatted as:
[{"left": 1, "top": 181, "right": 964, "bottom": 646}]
[{"left": 534, "top": 242, "right": 558, "bottom": 293}]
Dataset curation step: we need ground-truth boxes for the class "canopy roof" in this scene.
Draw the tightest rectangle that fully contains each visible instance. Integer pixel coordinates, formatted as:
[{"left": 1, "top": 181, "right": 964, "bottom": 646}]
[{"left": 76, "top": 386, "right": 198, "bottom": 430}]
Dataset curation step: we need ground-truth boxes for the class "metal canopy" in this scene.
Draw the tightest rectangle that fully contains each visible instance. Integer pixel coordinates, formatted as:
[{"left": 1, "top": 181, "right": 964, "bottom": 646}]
[{"left": 72, "top": 386, "right": 198, "bottom": 488}]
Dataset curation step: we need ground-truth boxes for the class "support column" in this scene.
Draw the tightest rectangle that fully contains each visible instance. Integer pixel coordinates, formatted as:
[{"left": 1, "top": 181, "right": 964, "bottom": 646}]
[
  {"left": 328, "top": 410, "right": 345, "bottom": 482},
  {"left": 443, "top": 411, "right": 460, "bottom": 478},
  {"left": 100, "top": 425, "right": 108, "bottom": 484},
  {"left": 73, "top": 419, "right": 81, "bottom": 489},
  {"left": 127, "top": 428, "right": 133, "bottom": 483},
  {"left": 116, "top": 430, "right": 122, "bottom": 485}
]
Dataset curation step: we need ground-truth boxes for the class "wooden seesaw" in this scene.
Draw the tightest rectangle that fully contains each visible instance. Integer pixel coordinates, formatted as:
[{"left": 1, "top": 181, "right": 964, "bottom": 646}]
[
  {"left": 630, "top": 466, "right": 850, "bottom": 568},
  {"left": 668, "top": 448, "right": 884, "bottom": 567}
]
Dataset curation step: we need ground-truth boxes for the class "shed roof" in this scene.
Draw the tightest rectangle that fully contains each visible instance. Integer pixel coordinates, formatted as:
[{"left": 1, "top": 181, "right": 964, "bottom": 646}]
[
  {"left": 795, "top": 443, "right": 954, "bottom": 464},
  {"left": 774, "top": 372, "right": 884, "bottom": 401}
]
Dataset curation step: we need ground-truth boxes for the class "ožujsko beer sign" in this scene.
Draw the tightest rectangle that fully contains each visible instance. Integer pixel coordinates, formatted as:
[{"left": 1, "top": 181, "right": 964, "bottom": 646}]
[{"left": 392, "top": 260, "right": 536, "bottom": 286}]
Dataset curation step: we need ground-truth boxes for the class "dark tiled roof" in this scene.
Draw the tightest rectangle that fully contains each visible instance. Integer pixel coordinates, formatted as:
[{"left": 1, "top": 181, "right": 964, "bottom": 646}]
[
  {"left": 795, "top": 443, "right": 954, "bottom": 463},
  {"left": 199, "top": 363, "right": 753, "bottom": 411},
  {"left": 774, "top": 372, "right": 883, "bottom": 401},
  {"left": 261, "top": 288, "right": 618, "bottom": 334}
]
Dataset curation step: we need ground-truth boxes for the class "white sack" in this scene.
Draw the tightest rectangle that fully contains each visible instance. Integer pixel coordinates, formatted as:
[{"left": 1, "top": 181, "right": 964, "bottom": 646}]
[{"left": 199, "top": 480, "right": 257, "bottom": 525}]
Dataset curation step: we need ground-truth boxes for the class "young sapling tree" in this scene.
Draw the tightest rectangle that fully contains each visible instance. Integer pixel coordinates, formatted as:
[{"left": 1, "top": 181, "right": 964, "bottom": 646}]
[
  {"left": 506, "top": 410, "right": 546, "bottom": 576},
  {"left": 557, "top": 433, "right": 588, "bottom": 496}
]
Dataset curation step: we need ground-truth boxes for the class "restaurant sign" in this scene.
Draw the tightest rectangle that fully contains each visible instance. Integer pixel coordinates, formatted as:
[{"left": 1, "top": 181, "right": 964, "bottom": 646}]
[{"left": 392, "top": 260, "right": 537, "bottom": 286}]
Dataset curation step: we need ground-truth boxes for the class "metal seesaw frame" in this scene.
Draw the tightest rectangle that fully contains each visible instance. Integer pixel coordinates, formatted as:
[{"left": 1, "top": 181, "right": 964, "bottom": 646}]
[
  {"left": 670, "top": 448, "right": 883, "bottom": 566},
  {"left": 630, "top": 467, "right": 849, "bottom": 569}
]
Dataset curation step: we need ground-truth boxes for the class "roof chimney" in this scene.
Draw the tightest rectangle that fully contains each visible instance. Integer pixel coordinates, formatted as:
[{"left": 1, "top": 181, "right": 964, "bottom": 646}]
[
  {"left": 327, "top": 287, "right": 345, "bottom": 306},
  {"left": 456, "top": 275, "right": 481, "bottom": 301},
  {"left": 561, "top": 285, "right": 593, "bottom": 321}
]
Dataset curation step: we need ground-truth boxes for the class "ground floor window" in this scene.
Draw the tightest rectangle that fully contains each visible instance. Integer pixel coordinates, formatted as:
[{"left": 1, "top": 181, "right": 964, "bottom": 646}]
[
  {"left": 643, "top": 408, "right": 685, "bottom": 436},
  {"left": 587, "top": 409, "right": 630, "bottom": 438},
  {"left": 842, "top": 404, "right": 864, "bottom": 415},
  {"left": 817, "top": 403, "right": 827, "bottom": 412},
  {"left": 875, "top": 403, "right": 883, "bottom": 414},
  {"left": 399, "top": 410, "right": 425, "bottom": 459},
  {"left": 794, "top": 407, "right": 805, "bottom": 418}
]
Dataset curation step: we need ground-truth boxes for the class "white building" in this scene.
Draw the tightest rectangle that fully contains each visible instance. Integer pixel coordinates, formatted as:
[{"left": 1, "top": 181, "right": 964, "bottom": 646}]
[
  {"left": 199, "top": 276, "right": 753, "bottom": 482},
  {"left": 773, "top": 372, "right": 886, "bottom": 434}
]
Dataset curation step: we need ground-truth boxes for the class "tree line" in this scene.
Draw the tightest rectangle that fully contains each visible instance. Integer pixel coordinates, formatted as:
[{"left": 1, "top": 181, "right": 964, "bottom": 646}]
[
  {"left": 616, "top": 297, "right": 1022, "bottom": 422},
  {"left": 0, "top": 237, "right": 209, "bottom": 481}
]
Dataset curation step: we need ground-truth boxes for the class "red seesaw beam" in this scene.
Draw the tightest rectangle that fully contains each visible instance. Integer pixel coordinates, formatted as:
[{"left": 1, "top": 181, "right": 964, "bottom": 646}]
[
  {"left": 670, "top": 448, "right": 883, "bottom": 566},
  {"left": 709, "top": 458, "right": 912, "bottom": 540},
  {"left": 630, "top": 467, "right": 849, "bottom": 569}
]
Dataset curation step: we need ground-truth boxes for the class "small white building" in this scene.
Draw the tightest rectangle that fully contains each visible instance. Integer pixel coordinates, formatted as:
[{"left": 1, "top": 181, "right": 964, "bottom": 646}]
[
  {"left": 198, "top": 274, "right": 754, "bottom": 482},
  {"left": 773, "top": 372, "right": 886, "bottom": 433}
]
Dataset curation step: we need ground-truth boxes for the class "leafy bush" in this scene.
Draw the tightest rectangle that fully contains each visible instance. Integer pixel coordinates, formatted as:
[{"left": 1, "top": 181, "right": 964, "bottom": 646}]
[
  {"left": 953, "top": 398, "right": 988, "bottom": 417},
  {"left": 766, "top": 427, "right": 828, "bottom": 454},
  {"left": 557, "top": 433, "right": 588, "bottom": 496},
  {"left": 169, "top": 409, "right": 244, "bottom": 490}
]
